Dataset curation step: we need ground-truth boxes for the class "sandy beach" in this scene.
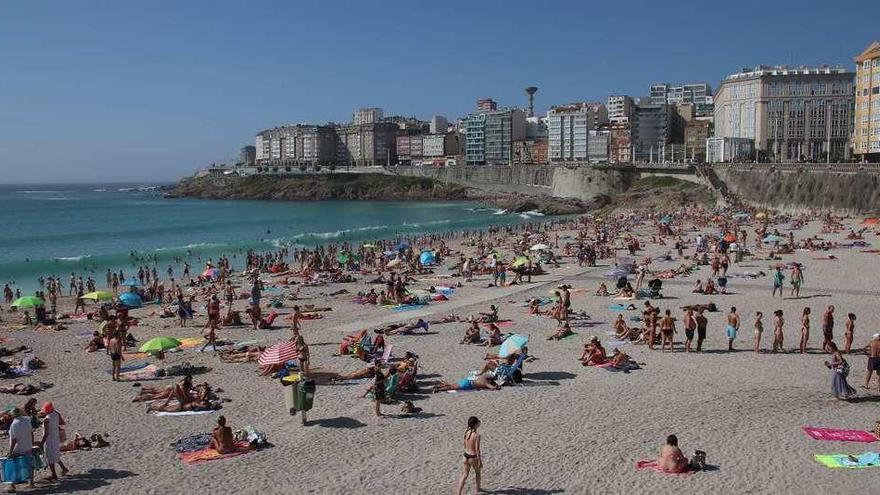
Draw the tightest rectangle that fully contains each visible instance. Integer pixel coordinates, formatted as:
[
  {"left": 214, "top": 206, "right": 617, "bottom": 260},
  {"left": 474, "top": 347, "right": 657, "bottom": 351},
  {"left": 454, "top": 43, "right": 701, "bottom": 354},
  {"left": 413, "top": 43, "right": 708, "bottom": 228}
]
[{"left": 2, "top": 212, "right": 879, "bottom": 495}]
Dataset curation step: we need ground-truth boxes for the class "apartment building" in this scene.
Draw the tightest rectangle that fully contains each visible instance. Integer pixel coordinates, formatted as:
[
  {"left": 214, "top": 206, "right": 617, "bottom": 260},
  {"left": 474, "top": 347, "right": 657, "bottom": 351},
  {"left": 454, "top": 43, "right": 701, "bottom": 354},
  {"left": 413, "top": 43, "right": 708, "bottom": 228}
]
[{"left": 854, "top": 41, "right": 880, "bottom": 161}]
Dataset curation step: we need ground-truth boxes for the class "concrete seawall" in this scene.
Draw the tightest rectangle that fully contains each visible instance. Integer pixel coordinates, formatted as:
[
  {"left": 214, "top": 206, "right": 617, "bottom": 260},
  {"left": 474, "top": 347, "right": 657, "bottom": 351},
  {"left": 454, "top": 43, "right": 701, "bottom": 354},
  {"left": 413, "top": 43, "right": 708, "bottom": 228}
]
[
  {"left": 391, "top": 165, "right": 636, "bottom": 201},
  {"left": 393, "top": 163, "right": 880, "bottom": 212},
  {"left": 714, "top": 164, "right": 880, "bottom": 212}
]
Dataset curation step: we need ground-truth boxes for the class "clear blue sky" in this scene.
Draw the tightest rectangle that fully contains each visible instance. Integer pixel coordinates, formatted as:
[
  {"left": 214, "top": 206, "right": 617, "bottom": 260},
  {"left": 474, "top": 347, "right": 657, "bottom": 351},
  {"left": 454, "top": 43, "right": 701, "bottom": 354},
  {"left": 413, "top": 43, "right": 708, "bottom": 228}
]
[{"left": 1, "top": 0, "right": 877, "bottom": 183}]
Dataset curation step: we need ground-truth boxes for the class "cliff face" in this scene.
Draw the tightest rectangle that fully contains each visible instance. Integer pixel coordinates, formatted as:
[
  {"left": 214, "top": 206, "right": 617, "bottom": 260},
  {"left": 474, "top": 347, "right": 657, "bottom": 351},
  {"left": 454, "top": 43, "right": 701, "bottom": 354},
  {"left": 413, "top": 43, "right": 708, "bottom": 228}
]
[{"left": 166, "top": 174, "right": 471, "bottom": 201}]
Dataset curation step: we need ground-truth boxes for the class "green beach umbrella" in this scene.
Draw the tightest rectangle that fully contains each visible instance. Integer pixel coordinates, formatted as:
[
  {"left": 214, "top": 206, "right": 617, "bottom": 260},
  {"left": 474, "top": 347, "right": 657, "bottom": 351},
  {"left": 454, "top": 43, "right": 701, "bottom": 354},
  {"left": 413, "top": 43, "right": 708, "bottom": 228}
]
[
  {"left": 337, "top": 252, "right": 350, "bottom": 263},
  {"left": 11, "top": 296, "right": 45, "bottom": 308},
  {"left": 80, "top": 291, "right": 114, "bottom": 301},
  {"left": 139, "top": 337, "right": 182, "bottom": 354},
  {"left": 511, "top": 256, "right": 530, "bottom": 268}
]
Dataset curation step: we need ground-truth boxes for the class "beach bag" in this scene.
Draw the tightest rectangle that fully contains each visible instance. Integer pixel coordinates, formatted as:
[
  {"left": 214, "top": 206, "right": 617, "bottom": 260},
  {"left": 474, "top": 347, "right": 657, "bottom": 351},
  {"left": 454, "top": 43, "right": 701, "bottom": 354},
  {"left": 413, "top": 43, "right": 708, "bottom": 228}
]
[
  {"left": 689, "top": 450, "right": 707, "bottom": 471},
  {"left": 1, "top": 455, "right": 33, "bottom": 483}
]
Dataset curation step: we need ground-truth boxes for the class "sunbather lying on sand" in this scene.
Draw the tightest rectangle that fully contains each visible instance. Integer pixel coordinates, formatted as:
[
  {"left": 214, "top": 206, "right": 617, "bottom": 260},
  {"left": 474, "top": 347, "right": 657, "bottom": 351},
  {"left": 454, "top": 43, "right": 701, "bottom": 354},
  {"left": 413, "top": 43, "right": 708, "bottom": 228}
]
[
  {"left": 132, "top": 376, "right": 204, "bottom": 403},
  {"left": 428, "top": 314, "right": 461, "bottom": 325},
  {"left": 432, "top": 375, "right": 501, "bottom": 393},
  {"left": 382, "top": 319, "right": 429, "bottom": 335},
  {"left": 0, "top": 346, "right": 31, "bottom": 357},
  {"left": 218, "top": 346, "right": 265, "bottom": 363},
  {"left": 147, "top": 398, "right": 215, "bottom": 413},
  {"left": 0, "top": 383, "right": 50, "bottom": 395},
  {"left": 60, "top": 433, "right": 109, "bottom": 452}
]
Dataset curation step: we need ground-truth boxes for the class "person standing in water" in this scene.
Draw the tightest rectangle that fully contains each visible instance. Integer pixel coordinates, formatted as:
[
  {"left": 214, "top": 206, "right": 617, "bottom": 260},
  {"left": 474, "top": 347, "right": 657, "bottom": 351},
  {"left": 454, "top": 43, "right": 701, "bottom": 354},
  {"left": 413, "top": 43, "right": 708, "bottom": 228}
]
[{"left": 456, "top": 416, "right": 483, "bottom": 495}]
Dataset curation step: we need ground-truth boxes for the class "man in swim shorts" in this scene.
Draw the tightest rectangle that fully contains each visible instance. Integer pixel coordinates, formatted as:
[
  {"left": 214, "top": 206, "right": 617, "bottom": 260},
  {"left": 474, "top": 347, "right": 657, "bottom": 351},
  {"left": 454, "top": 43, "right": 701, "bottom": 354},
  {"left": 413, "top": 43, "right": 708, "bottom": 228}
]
[
  {"left": 726, "top": 307, "right": 740, "bottom": 352},
  {"left": 865, "top": 333, "right": 880, "bottom": 392}
]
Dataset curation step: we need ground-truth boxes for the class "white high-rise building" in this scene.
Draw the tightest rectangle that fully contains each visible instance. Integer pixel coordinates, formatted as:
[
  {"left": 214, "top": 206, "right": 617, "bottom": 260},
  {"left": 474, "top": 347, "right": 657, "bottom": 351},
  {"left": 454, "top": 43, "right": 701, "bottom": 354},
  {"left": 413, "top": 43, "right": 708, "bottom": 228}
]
[
  {"left": 607, "top": 95, "right": 635, "bottom": 124},
  {"left": 353, "top": 107, "right": 383, "bottom": 125},
  {"left": 547, "top": 103, "right": 598, "bottom": 162}
]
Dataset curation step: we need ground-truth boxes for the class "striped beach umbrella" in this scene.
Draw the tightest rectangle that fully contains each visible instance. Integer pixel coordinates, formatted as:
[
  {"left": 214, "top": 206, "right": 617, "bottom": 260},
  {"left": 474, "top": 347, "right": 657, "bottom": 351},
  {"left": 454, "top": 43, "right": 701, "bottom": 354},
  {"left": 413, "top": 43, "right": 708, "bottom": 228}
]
[{"left": 258, "top": 341, "right": 299, "bottom": 366}]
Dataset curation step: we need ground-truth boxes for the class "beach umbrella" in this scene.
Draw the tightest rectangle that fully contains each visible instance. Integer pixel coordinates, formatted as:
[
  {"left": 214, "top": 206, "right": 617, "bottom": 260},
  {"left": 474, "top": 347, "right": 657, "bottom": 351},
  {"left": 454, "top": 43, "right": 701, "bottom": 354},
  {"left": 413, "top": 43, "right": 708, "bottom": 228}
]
[
  {"left": 660, "top": 215, "right": 673, "bottom": 225},
  {"left": 396, "top": 241, "right": 410, "bottom": 251},
  {"left": 258, "top": 341, "right": 299, "bottom": 366},
  {"left": 10, "top": 296, "right": 44, "bottom": 308},
  {"left": 139, "top": 336, "right": 182, "bottom": 354},
  {"left": 530, "top": 243, "right": 550, "bottom": 251},
  {"left": 123, "top": 278, "right": 142, "bottom": 287},
  {"left": 201, "top": 268, "right": 219, "bottom": 279},
  {"left": 118, "top": 292, "right": 143, "bottom": 308},
  {"left": 763, "top": 235, "right": 788, "bottom": 245},
  {"left": 511, "top": 256, "right": 530, "bottom": 268},
  {"left": 80, "top": 291, "right": 113, "bottom": 301},
  {"left": 862, "top": 218, "right": 880, "bottom": 225},
  {"left": 498, "top": 334, "right": 529, "bottom": 358},
  {"left": 337, "top": 252, "right": 350, "bottom": 264},
  {"left": 419, "top": 251, "right": 436, "bottom": 265}
]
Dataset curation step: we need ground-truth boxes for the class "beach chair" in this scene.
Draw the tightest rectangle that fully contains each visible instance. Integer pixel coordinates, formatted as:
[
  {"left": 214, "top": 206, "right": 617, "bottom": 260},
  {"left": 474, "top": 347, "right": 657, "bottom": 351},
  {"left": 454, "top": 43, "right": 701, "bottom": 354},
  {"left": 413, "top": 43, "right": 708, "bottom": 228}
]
[
  {"left": 494, "top": 353, "right": 527, "bottom": 386},
  {"left": 647, "top": 279, "right": 663, "bottom": 298},
  {"left": 384, "top": 372, "right": 400, "bottom": 400},
  {"left": 371, "top": 344, "right": 393, "bottom": 364}
]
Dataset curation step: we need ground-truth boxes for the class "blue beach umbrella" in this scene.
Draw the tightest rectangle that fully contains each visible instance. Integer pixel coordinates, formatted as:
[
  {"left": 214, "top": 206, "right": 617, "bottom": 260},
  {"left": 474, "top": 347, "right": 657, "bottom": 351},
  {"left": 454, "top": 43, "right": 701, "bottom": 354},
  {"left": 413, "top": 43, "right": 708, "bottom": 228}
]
[
  {"left": 498, "top": 334, "right": 529, "bottom": 358},
  {"left": 118, "top": 292, "right": 143, "bottom": 308},
  {"left": 396, "top": 241, "right": 410, "bottom": 251},
  {"left": 419, "top": 251, "right": 436, "bottom": 265}
]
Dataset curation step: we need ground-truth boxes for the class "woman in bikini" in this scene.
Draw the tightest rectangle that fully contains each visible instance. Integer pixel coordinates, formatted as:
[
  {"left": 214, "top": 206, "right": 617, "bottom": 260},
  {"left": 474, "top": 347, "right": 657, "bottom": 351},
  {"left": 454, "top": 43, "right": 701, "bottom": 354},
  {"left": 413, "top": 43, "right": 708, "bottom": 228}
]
[
  {"left": 799, "top": 307, "right": 811, "bottom": 354},
  {"left": 773, "top": 309, "right": 785, "bottom": 353},
  {"left": 754, "top": 311, "right": 764, "bottom": 353},
  {"left": 456, "top": 416, "right": 483, "bottom": 495}
]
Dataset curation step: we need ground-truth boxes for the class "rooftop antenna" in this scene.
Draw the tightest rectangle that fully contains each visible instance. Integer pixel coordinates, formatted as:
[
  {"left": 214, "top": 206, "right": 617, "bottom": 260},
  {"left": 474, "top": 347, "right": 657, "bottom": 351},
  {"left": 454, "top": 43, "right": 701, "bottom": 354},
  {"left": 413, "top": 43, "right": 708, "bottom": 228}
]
[{"left": 525, "top": 86, "right": 538, "bottom": 117}]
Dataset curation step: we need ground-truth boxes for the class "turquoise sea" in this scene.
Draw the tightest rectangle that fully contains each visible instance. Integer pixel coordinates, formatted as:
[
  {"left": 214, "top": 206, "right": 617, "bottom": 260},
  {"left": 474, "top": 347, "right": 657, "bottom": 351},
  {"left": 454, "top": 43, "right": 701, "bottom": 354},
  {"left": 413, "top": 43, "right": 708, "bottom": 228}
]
[{"left": 0, "top": 184, "right": 541, "bottom": 293}]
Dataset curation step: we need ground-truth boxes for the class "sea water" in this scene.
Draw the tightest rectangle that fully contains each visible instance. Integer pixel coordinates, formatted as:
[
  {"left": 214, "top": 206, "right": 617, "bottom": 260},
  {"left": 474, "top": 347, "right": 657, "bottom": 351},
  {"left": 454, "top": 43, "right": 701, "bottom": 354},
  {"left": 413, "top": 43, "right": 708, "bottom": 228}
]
[{"left": 0, "top": 184, "right": 541, "bottom": 293}]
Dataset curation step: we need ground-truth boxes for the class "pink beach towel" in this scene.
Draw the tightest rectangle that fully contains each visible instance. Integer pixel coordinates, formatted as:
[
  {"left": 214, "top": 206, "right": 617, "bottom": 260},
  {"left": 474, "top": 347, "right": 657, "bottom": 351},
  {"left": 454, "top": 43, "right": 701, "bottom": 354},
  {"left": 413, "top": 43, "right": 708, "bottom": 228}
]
[
  {"left": 635, "top": 460, "right": 694, "bottom": 477},
  {"left": 803, "top": 427, "right": 878, "bottom": 443}
]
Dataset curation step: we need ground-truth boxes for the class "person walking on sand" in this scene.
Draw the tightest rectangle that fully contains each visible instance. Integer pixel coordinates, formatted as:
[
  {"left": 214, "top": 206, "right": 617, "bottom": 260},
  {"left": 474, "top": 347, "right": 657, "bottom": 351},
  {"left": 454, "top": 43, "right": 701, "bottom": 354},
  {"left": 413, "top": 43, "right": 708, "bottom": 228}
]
[
  {"left": 726, "top": 307, "right": 740, "bottom": 352},
  {"left": 683, "top": 307, "right": 695, "bottom": 353},
  {"left": 695, "top": 307, "right": 707, "bottom": 352},
  {"left": 799, "top": 307, "right": 811, "bottom": 354},
  {"left": 790, "top": 264, "right": 804, "bottom": 298},
  {"left": 772, "top": 310, "right": 785, "bottom": 353},
  {"left": 456, "top": 416, "right": 483, "bottom": 495},
  {"left": 754, "top": 311, "right": 764, "bottom": 353},
  {"left": 865, "top": 333, "right": 880, "bottom": 392},
  {"left": 108, "top": 329, "right": 124, "bottom": 381},
  {"left": 39, "top": 402, "right": 69, "bottom": 481},
  {"left": 7, "top": 407, "right": 35, "bottom": 492},
  {"left": 821, "top": 305, "right": 835, "bottom": 353},
  {"left": 772, "top": 267, "right": 785, "bottom": 298},
  {"left": 843, "top": 313, "right": 856, "bottom": 354}
]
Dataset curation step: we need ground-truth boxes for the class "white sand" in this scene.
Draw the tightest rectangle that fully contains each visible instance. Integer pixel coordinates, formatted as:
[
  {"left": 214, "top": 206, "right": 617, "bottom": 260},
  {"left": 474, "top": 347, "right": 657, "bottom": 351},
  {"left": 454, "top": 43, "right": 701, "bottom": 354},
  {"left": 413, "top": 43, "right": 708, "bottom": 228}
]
[{"left": 2, "top": 216, "right": 879, "bottom": 494}]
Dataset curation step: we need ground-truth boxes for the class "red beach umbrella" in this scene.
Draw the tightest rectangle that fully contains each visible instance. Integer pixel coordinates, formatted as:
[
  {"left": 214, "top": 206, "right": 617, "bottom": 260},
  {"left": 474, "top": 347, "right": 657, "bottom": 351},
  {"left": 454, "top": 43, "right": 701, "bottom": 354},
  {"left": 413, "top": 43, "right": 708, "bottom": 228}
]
[{"left": 258, "top": 341, "right": 299, "bottom": 366}]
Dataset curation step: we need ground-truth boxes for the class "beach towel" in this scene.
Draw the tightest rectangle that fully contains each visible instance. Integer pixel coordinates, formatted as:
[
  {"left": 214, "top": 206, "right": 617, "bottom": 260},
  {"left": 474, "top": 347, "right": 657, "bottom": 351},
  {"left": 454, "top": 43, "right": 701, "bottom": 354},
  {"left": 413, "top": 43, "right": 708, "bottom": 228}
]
[
  {"left": 604, "top": 362, "right": 641, "bottom": 372},
  {"left": 152, "top": 410, "right": 216, "bottom": 417},
  {"left": 172, "top": 433, "right": 212, "bottom": 453},
  {"left": 178, "top": 441, "right": 253, "bottom": 465},
  {"left": 106, "top": 362, "right": 149, "bottom": 374},
  {"left": 814, "top": 452, "right": 880, "bottom": 468},
  {"left": 804, "top": 427, "right": 878, "bottom": 443},
  {"left": 635, "top": 460, "right": 694, "bottom": 476},
  {"left": 607, "top": 304, "right": 631, "bottom": 311},
  {"left": 392, "top": 304, "right": 423, "bottom": 313}
]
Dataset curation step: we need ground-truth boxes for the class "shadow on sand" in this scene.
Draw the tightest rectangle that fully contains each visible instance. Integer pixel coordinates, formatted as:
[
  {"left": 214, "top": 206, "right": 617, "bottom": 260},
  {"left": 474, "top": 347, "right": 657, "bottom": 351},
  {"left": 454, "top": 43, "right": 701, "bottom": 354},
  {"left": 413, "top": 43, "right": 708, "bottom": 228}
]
[{"left": 29, "top": 468, "right": 138, "bottom": 494}]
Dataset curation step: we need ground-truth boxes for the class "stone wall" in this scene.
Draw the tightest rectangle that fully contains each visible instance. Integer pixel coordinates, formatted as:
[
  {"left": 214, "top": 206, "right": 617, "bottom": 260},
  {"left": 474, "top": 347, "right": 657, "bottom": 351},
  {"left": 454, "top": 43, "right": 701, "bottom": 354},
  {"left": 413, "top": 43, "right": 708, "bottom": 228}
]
[
  {"left": 714, "top": 164, "right": 880, "bottom": 212},
  {"left": 390, "top": 165, "right": 635, "bottom": 201}
]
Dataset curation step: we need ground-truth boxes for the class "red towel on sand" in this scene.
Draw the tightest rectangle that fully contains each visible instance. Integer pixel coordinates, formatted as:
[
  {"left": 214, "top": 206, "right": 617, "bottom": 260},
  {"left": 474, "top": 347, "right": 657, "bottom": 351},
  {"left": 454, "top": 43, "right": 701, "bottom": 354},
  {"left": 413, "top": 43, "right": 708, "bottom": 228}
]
[
  {"left": 803, "top": 427, "right": 878, "bottom": 443},
  {"left": 178, "top": 441, "right": 253, "bottom": 465},
  {"left": 635, "top": 460, "right": 694, "bottom": 477}
]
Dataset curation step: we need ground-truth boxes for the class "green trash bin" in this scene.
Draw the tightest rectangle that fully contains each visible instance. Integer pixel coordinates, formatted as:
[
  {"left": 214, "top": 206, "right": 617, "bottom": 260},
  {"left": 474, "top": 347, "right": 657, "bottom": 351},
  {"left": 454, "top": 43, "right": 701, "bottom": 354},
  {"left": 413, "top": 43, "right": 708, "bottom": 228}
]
[
  {"left": 283, "top": 380, "right": 297, "bottom": 415},
  {"left": 295, "top": 380, "right": 315, "bottom": 412}
]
